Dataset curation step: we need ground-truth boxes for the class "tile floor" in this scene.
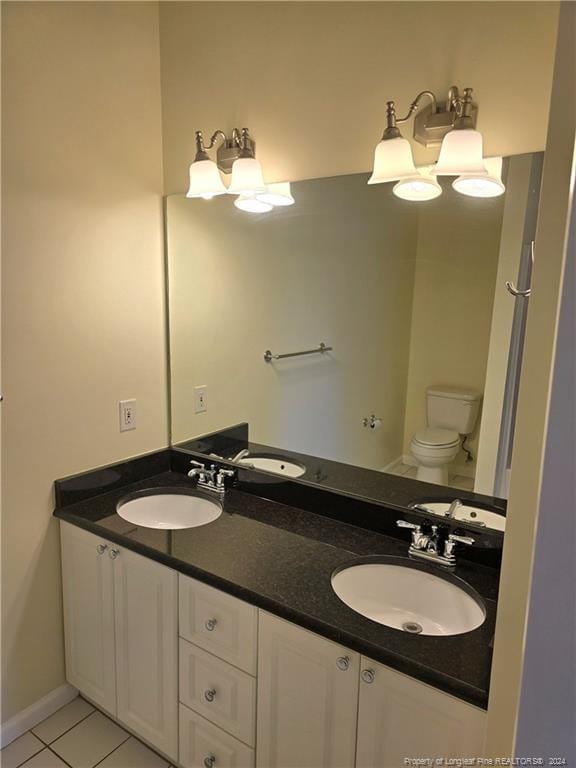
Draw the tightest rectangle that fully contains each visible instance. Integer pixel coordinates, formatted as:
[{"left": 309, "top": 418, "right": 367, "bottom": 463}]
[
  {"left": 1, "top": 698, "right": 173, "bottom": 768},
  {"left": 388, "top": 461, "right": 475, "bottom": 492}
]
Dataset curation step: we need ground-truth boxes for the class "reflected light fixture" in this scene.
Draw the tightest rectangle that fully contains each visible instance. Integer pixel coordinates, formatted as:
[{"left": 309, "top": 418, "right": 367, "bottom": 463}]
[
  {"left": 256, "top": 182, "right": 295, "bottom": 207},
  {"left": 393, "top": 165, "right": 442, "bottom": 201},
  {"left": 452, "top": 156, "right": 506, "bottom": 198},
  {"left": 186, "top": 127, "right": 293, "bottom": 212},
  {"left": 368, "top": 86, "right": 503, "bottom": 201}
]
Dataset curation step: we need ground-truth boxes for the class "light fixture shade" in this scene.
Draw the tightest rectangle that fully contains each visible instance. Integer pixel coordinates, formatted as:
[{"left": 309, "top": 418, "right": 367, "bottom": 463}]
[
  {"left": 431, "top": 129, "right": 487, "bottom": 176},
  {"left": 452, "top": 156, "right": 505, "bottom": 198},
  {"left": 393, "top": 166, "right": 442, "bottom": 201},
  {"left": 367, "top": 137, "right": 417, "bottom": 185},
  {"left": 256, "top": 182, "right": 295, "bottom": 207},
  {"left": 186, "top": 159, "right": 227, "bottom": 198},
  {"left": 228, "top": 157, "right": 266, "bottom": 195},
  {"left": 234, "top": 194, "right": 273, "bottom": 213}
]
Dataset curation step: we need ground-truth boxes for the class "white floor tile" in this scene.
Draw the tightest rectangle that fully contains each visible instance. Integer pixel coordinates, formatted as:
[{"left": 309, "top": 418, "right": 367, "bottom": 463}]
[
  {"left": 20, "top": 749, "right": 69, "bottom": 767},
  {"left": 32, "top": 697, "right": 94, "bottom": 744},
  {"left": 97, "top": 738, "right": 170, "bottom": 768},
  {"left": 50, "top": 712, "right": 129, "bottom": 768},
  {"left": 1, "top": 732, "right": 44, "bottom": 768}
]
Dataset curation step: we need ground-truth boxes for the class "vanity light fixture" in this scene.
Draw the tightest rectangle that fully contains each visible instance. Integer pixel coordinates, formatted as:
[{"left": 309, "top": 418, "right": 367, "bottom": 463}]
[
  {"left": 369, "top": 86, "right": 505, "bottom": 200},
  {"left": 187, "top": 127, "right": 293, "bottom": 212}
]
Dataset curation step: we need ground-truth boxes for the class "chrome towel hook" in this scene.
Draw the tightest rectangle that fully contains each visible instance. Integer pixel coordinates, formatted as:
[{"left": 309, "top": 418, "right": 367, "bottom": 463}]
[{"left": 506, "top": 241, "right": 534, "bottom": 298}]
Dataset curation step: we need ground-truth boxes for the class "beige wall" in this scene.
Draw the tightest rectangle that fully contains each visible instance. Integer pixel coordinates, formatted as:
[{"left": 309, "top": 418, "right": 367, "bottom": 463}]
[
  {"left": 168, "top": 175, "right": 417, "bottom": 470},
  {"left": 159, "top": 2, "right": 558, "bottom": 195},
  {"left": 402, "top": 186, "right": 503, "bottom": 466},
  {"left": 1, "top": 2, "right": 167, "bottom": 721}
]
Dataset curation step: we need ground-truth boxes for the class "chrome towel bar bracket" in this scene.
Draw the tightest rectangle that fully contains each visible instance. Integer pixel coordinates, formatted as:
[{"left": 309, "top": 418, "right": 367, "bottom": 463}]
[{"left": 264, "top": 342, "right": 333, "bottom": 363}]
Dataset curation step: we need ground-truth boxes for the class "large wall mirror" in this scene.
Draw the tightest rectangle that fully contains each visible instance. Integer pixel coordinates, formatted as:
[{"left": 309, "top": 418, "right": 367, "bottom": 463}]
[{"left": 166, "top": 152, "right": 542, "bottom": 511}]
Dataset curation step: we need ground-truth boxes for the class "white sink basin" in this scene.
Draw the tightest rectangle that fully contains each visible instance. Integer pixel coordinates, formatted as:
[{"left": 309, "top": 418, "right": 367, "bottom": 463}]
[
  {"left": 238, "top": 455, "right": 306, "bottom": 478},
  {"left": 117, "top": 490, "right": 221, "bottom": 530},
  {"left": 412, "top": 501, "right": 505, "bottom": 532},
  {"left": 331, "top": 562, "right": 485, "bottom": 636}
]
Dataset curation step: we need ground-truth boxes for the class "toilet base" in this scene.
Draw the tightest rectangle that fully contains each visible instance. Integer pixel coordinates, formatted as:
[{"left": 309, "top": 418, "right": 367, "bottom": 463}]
[{"left": 416, "top": 465, "right": 449, "bottom": 485}]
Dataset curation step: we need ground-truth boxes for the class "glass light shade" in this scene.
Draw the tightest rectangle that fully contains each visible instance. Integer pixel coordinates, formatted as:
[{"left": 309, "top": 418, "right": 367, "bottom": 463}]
[
  {"left": 452, "top": 156, "right": 505, "bottom": 198},
  {"left": 228, "top": 157, "right": 266, "bottom": 195},
  {"left": 367, "top": 137, "right": 417, "bottom": 185},
  {"left": 234, "top": 194, "right": 273, "bottom": 214},
  {"left": 393, "top": 167, "right": 442, "bottom": 201},
  {"left": 431, "top": 129, "right": 487, "bottom": 176},
  {"left": 256, "top": 182, "right": 295, "bottom": 207},
  {"left": 186, "top": 159, "right": 227, "bottom": 198}
]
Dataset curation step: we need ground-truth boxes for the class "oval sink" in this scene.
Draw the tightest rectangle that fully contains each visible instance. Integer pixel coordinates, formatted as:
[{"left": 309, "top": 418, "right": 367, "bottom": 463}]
[
  {"left": 116, "top": 488, "right": 222, "bottom": 530},
  {"left": 238, "top": 455, "right": 306, "bottom": 478},
  {"left": 331, "top": 561, "right": 485, "bottom": 636}
]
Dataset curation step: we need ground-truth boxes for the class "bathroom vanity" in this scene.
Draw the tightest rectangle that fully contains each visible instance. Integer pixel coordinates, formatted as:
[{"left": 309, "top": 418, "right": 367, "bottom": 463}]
[{"left": 54, "top": 452, "right": 501, "bottom": 768}]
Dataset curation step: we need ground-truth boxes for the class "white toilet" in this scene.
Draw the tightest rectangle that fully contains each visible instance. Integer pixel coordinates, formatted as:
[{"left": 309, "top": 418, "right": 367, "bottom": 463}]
[{"left": 410, "top": 386, "right": 481, "bottom": 485}]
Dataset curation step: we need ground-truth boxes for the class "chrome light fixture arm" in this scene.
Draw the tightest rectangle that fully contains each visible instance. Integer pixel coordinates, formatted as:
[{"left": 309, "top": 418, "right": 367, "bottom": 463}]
[{"left": 193, "top": 127, "right": 256, "bottom": 173}]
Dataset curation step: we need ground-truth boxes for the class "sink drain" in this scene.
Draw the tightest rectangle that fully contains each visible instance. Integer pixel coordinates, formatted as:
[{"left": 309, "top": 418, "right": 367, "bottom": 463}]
[{"left": 402, "top": 621, "right": 423, "bottom": 634}]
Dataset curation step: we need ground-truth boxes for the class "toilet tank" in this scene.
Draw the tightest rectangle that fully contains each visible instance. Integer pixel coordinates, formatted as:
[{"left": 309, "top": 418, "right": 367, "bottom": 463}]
[{"left": 426, "top": 386, "right": 481, "bottom": 435}]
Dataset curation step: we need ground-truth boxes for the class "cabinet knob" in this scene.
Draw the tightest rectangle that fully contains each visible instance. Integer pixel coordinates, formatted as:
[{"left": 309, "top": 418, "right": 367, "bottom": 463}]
[
  {"left": 336, "top": 655, "right": 350, "bottom": 671},
  {"left": 204, "top": 688, "right": 216, "bottom": 703},
  {"left": 203, "top": 755, "right": 216, "bottom": 768},
  {"left": 96, "top": 544, "right": 108, "bottom": 555},
  {"left": 361, "top": 668, "right": 375, "bottom": 684},
  {"left": 109, "top": 548, "right": 120, "bottom": 560},
  {"left": 205, "top": 618, "right": 218, "bottom": 632}
]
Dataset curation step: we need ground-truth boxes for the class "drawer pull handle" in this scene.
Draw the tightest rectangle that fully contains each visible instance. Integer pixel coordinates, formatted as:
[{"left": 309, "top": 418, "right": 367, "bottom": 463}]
[
  {"left": 96, "top": 544, "right": 108, "bottom": 555},
  {"left": 109, "top": 548, "right": 120, "bottom": 560},
  {"left": 361, "top": 668, "right": 375, "bottom": 684},
  {"left": 204, "top": 755, "right": 216, "bottom": 768},
  {"left": 204, "top": 688, "right": 216, "bottom": 702},
  {"left": 336, "top": 656, "right": 350, "bottom": 671},
  {"left": 205, "top": 618, "right": 218, "bottom": 632}
]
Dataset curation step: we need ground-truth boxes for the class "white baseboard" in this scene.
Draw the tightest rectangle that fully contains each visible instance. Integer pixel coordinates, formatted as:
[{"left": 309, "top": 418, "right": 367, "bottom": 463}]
[
  {"left": 400, "top": 454, "right": 476, "bottom": 480},
  {"left": 0, "top": 683, "right": 78, "bottom": 748},
  {"left": 380, "top": 456, "right": 404, "bottom": 473}
]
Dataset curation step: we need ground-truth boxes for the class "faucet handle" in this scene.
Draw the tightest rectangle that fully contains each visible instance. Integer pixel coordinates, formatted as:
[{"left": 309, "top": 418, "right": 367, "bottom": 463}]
[
  {"left": 448, "top": 533, "right": 475, "bottom": 545},
  {"left": 396, "top": 520, "right": 421, "bottom": 531},
  {"left": 190, "top": 460, "right": 205, "bottom": 468}
]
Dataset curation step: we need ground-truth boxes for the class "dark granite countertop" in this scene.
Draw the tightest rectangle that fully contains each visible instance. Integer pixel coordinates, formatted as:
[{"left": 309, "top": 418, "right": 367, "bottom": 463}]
[{"left": 54, "top": 468, "right": 498, "bottom": 709}]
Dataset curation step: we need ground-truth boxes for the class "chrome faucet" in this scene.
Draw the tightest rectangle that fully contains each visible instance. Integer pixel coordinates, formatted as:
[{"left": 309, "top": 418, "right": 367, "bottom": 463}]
[
  {"left": 446, "top": 498, "right": 463, "bottom": 518},
  {"left": 396, "top": 519, "right": 475, "bottom": 568},
  {"left": 188, "top": 460, "right": 236, "bottom": 496},
  {"left": 230, "top": 448, "right": 250, "bottom": 462}
]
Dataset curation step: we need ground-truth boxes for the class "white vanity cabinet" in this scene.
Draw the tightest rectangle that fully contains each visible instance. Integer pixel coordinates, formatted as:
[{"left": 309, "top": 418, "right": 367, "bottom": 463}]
[
  {"left": 60, "top": 522, "right": 178, "bottom": 761},
  {"left": 60, "top": 521, "right": 486, "bottom": 768},
  {"left": 257, "top": 612, "right": 360, "bottom": 768},
  {"left": 355, "top": 658, "right": 486, "bottom": 768}
]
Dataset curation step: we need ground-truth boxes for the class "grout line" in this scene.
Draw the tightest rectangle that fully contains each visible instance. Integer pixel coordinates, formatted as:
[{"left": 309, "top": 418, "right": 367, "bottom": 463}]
[
  {"left": 12, "top": 742, "right": 45, "bottom": 768},
  {"left": 32, "top": 708, "right": 96, "bottom": 746},
  {"left": 46, "top": 745, "right": 76, "bottom": 768},
  {"left": 90, "top": 733, "right": 132, "bottom": 768}
]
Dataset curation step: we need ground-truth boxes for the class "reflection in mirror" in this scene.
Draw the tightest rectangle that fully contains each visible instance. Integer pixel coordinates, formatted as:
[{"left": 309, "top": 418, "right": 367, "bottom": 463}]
[{"left": 166, "top": 153, "right": 542, "bottom": 516}]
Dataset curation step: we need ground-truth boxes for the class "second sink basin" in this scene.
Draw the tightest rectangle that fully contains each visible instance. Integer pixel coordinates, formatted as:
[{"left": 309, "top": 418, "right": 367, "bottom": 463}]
[
  {"left": 238, "top": 455, "right": 306, "bottom": 478},
  {"left": 117, "top": 488, "right": 222, "bottom": 530},
  {"left": 331, "top": 560, "right": 485, "bottom": 636}
]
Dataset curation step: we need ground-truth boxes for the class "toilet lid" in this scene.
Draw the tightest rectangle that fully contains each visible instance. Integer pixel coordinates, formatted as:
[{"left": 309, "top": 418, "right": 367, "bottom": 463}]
[{"left": 414, "top": 428, "right": 460, "bottom": 447}]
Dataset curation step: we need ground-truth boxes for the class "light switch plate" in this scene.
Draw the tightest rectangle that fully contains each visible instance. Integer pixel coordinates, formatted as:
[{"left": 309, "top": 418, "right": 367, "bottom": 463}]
[
  {"left": 119, "top": 399, "right": 136, "bottom": 431},
  {"left": 194, "top": 385, "right": 207, "bottom": 414}
]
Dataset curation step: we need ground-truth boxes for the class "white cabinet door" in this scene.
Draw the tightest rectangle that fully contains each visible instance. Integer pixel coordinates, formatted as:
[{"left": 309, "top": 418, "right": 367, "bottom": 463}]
[
  {"left": 257, "top": 612, "right": 359, "bottom": 768},
  {"left": 60, "top": 522, "right": 116, "bottom": 715},
  {"left": 356, "top": 657, "right": 486, "bottom": 768},
  {"left": 114, "top": 546, "right": 178, "bottom": 760}
]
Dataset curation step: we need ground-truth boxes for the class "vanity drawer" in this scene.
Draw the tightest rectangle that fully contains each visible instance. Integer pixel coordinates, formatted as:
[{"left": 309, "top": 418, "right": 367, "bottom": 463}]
[
  {"left": 179, "top": 574, "right": 258, "bottom": 675},
  {"left": 179, "top": 704, "right": 255, "bottom": 768},
  {"left": 179, "top": 640, "right": 256, "bottom": 746}
]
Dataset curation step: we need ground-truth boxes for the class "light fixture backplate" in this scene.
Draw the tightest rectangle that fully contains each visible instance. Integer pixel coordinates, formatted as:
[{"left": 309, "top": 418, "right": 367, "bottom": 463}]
[
  {"left": 413, "top": 102, "right": 478, "bottom": 148},
  {"left": 216, "top": 137, "right": 256, "bottom": 174}
]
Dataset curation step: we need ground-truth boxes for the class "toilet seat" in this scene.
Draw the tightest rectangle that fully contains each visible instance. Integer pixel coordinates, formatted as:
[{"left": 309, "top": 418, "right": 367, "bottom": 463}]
[{"left": 413, "top": 428, "right": 460, "bottom": 448}]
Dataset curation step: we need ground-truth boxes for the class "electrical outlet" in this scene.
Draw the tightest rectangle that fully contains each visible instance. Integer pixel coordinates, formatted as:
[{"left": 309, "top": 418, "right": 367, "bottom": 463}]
[
  {"left": 194, "top": 385, "right": 207, "bottom": 414},
  {"left": 119, "top": 399, "right": 136, "bottom": 432}
]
